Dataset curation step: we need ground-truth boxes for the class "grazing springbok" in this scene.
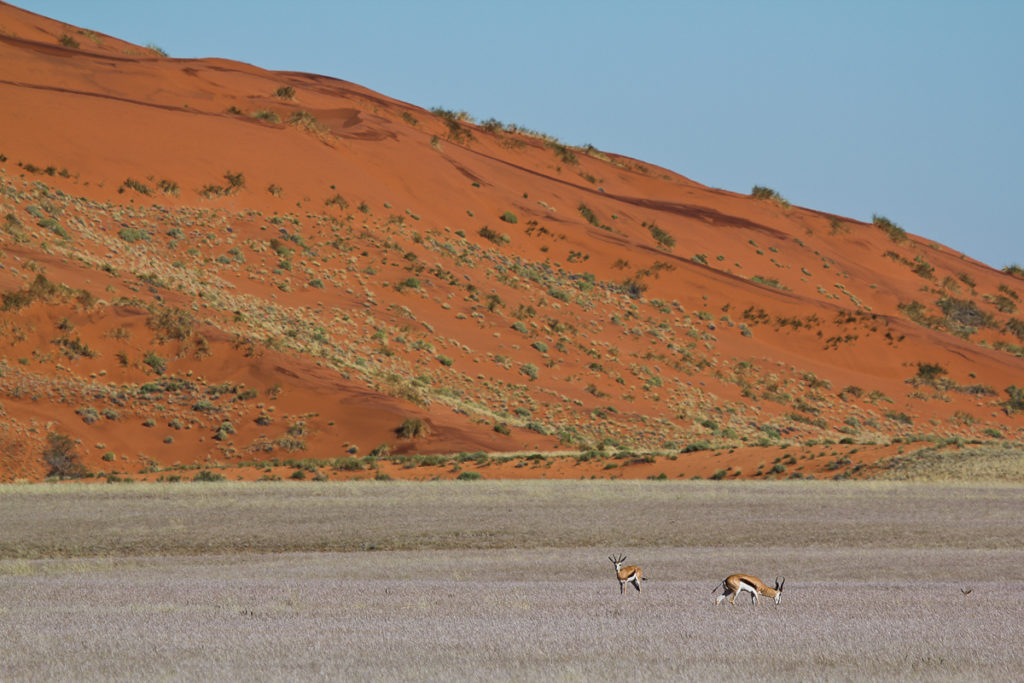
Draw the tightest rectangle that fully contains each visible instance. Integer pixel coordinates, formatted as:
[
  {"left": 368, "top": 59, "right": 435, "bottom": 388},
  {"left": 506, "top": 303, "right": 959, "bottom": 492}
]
[
  {"left": 609, "top": 555, "right": 645, "bottom": 595},
  {"left": 713, "top": 574, "right": 784, "bottom": 606}
]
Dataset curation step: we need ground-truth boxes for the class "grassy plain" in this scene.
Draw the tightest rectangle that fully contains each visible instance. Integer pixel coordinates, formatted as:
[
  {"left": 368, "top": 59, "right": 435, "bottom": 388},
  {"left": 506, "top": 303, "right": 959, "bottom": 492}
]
[{"left": 1, "top": 481, "right": 1022, "bottom": 680}]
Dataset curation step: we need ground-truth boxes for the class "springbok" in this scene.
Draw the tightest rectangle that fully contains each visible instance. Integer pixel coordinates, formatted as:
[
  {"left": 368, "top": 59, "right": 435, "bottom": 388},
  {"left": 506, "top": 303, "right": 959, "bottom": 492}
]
[
  {"left": 713, "top": 574, "right": 784, "bottom": 606},
  {"left": 609, "top": 555, "right": 645, "bottom": 594}
]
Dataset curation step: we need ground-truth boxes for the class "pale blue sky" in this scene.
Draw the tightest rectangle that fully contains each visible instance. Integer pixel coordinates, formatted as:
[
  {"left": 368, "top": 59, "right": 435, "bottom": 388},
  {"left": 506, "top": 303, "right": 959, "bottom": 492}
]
[{"left": 16, "top": 1, "right": 1024, "bottom": 269}]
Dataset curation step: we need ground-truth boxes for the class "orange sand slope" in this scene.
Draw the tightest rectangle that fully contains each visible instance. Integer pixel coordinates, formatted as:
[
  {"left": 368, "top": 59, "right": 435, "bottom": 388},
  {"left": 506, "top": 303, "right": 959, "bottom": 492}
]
[{"left": 0, "top": 1, "right": 1022, "bottom": 482}]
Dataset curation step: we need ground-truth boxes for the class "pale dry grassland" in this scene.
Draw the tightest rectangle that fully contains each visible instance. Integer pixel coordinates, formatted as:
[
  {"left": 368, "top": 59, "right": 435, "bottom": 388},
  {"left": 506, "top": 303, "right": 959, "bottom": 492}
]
[{"left": 1, "top": 481, "right": 1022, "bottom": 681}]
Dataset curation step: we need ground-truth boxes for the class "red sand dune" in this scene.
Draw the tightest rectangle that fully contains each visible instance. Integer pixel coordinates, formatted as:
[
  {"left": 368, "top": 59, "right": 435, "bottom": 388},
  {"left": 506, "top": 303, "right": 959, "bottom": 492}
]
[{"left": 0, "top": 1, "right": 1022, "bottom": 482}]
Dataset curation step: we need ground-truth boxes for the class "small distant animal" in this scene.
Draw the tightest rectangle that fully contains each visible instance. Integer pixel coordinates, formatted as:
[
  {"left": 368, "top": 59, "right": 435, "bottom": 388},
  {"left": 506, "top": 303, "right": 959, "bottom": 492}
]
[
  {"left": 608, "top": 554, "right": 645, "bottom": 595},
  {"left": 961, "top": 588, "right": 973, "bottom": 596},
  {"left": 713, "top": 574, "right": 784, "bottom": 606}
]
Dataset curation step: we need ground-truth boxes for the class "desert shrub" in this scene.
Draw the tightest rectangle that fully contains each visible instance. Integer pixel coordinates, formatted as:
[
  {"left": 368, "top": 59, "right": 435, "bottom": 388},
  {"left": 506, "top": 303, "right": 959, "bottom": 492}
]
[
  {"left": 223, "top": 171, "right": 245, "bottom": 192},
  {"left": 333, "top": 458, "right": 363, "bottom": 471},
  {"left": 478, "top": 226, "right": 507, "bottom": 244},
  {"left": 121, "top": 178, "right": 151, "bottom": 195},
  {"left": 500, "top": 211, "right": 518, "bottom": 224},
  {"left": 54, "top": 336, "right": 95, "bottom": 359},
  {"left": 938, "top": 297, "right": 995, "bottom": 330},
  {"left": 485, "top": 294, "right": 503, "bottom": 312},
  {"left": 324, "top": 193, "right": 348, "bottom": 210},
  {"left": 274, "top": 85, "right": 296, "bottom": 99},
  {"left": 1003, "top": 264, "right": 1024, "bottom": 278},
  {"left": 750, "top": 275, "right": 787, "bottom": 290},
  {"left": 456, "top": 471, "right": 483, "bottom": 480},
  {"left": 751, "top": 186, "right": 790, "bottom": 207},
  {"left": 646, "top": 222, "right": 675, "bottom": 250},
  {"left": 1002, "top": 386, "right": 1024, "bottom": 415},
  {"left": 431, "top": 108, "right": 475, "bottom": 143},
  {"left": 885, "top": 410, "right": 914, "bottom": 425},
  {"left": 545, "top": 140, "right": 577, "bottom": 164},
  {"left": 397, "top": 418, "right": 430, "bottom": 439},
  {"left": 250, "top": 109, "right": 281, "bottom": 122},
  {"left": 898, "top": 300, "right": 935, "bottom": 327},
  {"left": 142, "top": 352, "right": 166, "bottom": 375},
  {"left": 520, "top": 363, "right": 539, "bottom": 381},
  {"left": 148, "top": 307, "right": 193, "bottom": 340},
  {"left": 1006, "top": 318, "right": 1024, "bottom": 341},
  {"left": 915, "top": 362, "right": 947, "bottom": 383},
  {"left": 58, "top": 34, "right": 79, "bottom": 48},
  {"left": 988, "top": 294, "right": 1016, "bottom": 314},
  {"left": 840, "top": 385, "right": 865, "bottom": 400},
  {"left": 118, "top": 226, "right": 150, "bottom": 243},
  {"left": 193, "top": 470, "right": 226, "bottom": 482},
  {"left": 192, "top": 399, "right": 217, "bottom": 413},
  {"left": 873, "top": 214, "right": 907, "bottom": 242},
  {"left": 43, "top": 432, "right": 88, "bottom": 479},
  {"left": 531, "top": 341, "right": 549, "bottom": 353},
  {"left": 912, "top": 258, "right": 934, "bottom": 279},
  {"left": 577, "top": 203, "right": 601, "bottom": 228},
  {"left": 2, "top": 212, "right": 28, "bottom": 242},
  {"left": 546, "top": 286, "right": 570, "bottom": 302},
  {"left": 289, "top": 111, "right": 326, "bottom": 134}
]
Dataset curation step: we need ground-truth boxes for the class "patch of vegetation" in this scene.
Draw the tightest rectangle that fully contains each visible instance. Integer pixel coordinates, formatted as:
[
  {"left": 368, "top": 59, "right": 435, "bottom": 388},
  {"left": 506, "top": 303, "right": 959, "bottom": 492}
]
[
  {"left": 2, "top": 275, "right": 72, "bottom": 311},
  {"left": 545, "top": 141, "right": 578, "bottom": 165},
  {"left": 118, "top": 226, "right": 150, "bottom": 243},
  {"left": 430, "top": 108, "right": 475, "bottom": 144},
  {"left": 397, "top": 418, "right": 430, "bottom": 439},
  {"left": 148, "top": 307, "right": 193, "bottom": 341},
  {"left": 142, "top": 351, "right": 167, "bottom": 375},
  {"left": 914, "top": 362, "right": 947, "bottom": 384},
  {"left": 751, "top": 186, "right": 790, "bottom": 207},
  {"left": 577, "top": 203, "right": 606, "bottom": 230},
  {"left": 289, "top": 111, "right": 327, "bottom": 135},
  {"left": 43, "top": 432, "right": 88, "bottom": 479},
  {"left": 250, "top": 110, "right": 282, "bottom": 123},
  {"left": 873, "top": 215, "right": 907, "bottom": 243},
  {"left": 749, "top": 275, "right": 788, "bottom": 291},
  {"left": 121, "top": 178, "right": 151, "bottom": 195},
  {"left": 645, "top": 222, "right": 675, "bottom": 250},
  {"left": 478, "top": 226, "right": 508, "bottom": 245}
]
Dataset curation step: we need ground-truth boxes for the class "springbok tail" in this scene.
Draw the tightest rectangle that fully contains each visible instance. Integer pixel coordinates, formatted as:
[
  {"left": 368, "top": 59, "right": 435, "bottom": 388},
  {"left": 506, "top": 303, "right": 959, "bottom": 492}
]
[{"left": 711, "top": 580, "right": 725, "bottom": 594}]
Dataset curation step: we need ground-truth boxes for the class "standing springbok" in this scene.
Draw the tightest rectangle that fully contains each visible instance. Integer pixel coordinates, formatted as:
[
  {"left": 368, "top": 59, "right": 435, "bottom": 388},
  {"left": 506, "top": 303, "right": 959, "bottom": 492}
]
[
  {"left": 609, "top": 555, "right": 645, "bottom": 594},
  {"left": 713, "top": 574, "right": 784, "bottom": 606}
]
